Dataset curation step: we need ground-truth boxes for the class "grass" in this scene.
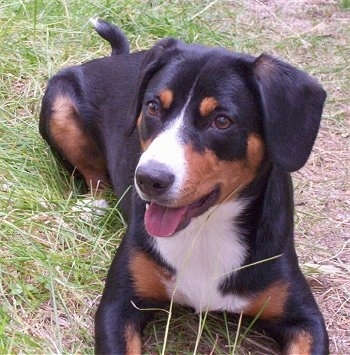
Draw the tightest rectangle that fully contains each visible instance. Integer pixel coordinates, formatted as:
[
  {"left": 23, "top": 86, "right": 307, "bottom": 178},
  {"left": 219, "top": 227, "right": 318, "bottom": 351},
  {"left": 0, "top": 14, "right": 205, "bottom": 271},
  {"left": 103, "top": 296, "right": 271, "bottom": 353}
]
[{"left": 1, "top": 0, "right": 349, "bottom": 353}]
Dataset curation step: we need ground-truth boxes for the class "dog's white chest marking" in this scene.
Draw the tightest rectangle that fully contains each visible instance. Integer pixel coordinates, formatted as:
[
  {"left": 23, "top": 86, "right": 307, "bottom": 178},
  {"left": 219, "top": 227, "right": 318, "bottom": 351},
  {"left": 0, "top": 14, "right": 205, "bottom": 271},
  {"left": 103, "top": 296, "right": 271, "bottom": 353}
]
[{"left": 154, "top": 199, "right": 249, "bottom": 313}]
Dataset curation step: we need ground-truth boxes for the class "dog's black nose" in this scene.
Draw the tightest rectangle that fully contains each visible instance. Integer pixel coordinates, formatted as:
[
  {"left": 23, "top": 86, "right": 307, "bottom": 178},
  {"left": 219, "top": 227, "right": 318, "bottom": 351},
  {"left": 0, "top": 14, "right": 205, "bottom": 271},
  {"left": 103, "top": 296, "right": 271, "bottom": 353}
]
[{"left": 135, "top": 161, "right": 175, "bottom": 197}]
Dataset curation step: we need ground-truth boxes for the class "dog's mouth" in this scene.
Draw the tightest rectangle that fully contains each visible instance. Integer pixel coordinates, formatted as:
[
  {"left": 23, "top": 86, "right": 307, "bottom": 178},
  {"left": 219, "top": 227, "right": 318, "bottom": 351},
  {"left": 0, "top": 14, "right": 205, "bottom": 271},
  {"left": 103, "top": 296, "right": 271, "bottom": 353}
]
[{"left": 144, "top": 187, "right": 220, "bottom": 237}]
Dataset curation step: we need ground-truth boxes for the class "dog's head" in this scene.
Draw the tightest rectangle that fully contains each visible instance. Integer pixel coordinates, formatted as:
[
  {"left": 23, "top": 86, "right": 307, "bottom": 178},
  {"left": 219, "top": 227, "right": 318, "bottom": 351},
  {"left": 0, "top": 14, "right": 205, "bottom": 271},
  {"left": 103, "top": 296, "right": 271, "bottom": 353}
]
[{"left": 129, "top": 39, "right": 326, "bottom": 237}]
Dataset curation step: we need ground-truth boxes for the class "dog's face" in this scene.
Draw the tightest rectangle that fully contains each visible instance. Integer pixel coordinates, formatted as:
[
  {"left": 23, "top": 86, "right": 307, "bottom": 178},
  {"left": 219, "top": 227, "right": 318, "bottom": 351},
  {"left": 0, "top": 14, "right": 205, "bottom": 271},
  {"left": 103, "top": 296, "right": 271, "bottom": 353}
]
[{"left": 132, "top": 39, "right": 326, "bottom": 237}]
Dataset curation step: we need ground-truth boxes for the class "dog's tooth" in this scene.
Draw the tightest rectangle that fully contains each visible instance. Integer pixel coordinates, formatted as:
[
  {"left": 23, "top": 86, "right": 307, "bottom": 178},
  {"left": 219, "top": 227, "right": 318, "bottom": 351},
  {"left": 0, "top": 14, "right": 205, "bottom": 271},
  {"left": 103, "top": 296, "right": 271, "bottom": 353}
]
[{"left": 146, "top": 203, "right": 150, "bottom": 210}]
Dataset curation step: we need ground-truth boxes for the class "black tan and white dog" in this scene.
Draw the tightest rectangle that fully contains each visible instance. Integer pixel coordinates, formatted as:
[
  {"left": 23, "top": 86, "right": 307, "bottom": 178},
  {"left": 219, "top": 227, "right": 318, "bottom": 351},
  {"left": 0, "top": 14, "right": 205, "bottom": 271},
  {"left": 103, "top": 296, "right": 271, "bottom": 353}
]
[{"left": 39, "top": 19, "right": 329, "bottom": 354}]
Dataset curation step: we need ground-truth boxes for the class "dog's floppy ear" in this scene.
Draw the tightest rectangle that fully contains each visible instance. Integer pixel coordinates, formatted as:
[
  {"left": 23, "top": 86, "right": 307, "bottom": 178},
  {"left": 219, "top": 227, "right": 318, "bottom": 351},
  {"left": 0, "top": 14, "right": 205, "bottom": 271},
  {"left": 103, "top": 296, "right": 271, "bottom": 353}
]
[
  {"left": 253, "top": 54, "right": 326, "bottom": 172},
  {"left": 127, "top": 38, "right": 180, "bottom": 135}
]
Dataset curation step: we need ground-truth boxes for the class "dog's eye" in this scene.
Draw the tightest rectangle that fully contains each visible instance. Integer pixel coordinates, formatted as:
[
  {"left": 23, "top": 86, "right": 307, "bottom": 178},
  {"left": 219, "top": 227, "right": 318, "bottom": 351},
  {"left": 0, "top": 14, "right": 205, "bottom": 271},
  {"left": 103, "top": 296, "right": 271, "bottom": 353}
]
[
  {"left": 212, "top": 116, "right": 232, "bottom": 130},
  {"left": 146, "top": 101, "right": 160, "bottom": 116}
]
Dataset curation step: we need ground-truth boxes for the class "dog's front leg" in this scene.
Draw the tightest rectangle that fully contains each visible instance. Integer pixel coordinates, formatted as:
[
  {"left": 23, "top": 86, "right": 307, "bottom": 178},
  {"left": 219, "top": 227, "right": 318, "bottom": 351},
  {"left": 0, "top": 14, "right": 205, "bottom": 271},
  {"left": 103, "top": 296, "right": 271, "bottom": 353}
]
[
  {"left": 95, "top": 231, "right": 170, "bottom": 355},
  {"left": 259, "top": 276, "right": 329, "bottom": 355},
  {"left": 95, "top": 294, "right": 153, "bottom": 355}
]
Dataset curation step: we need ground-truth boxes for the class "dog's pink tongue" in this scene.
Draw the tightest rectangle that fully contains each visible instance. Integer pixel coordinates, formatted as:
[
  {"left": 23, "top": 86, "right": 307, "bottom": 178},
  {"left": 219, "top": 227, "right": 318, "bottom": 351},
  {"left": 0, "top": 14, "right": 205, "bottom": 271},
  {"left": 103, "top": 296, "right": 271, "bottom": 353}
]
[{"left": 145, "top": 202, "right": 188, "bottom": 237}]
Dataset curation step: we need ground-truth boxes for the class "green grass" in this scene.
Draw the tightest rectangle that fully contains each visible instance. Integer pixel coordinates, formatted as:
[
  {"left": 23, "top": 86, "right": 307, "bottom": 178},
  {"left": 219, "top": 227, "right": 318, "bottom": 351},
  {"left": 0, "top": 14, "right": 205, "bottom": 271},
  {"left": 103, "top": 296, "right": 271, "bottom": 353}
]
[{"left": 1, "top": 0, "right": 349, "bottom": 353}]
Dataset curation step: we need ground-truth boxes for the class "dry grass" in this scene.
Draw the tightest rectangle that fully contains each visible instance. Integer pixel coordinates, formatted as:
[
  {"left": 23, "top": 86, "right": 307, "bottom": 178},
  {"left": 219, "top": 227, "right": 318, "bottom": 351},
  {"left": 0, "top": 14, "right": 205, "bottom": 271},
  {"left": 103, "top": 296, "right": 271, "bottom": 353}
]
[{"left": 0, "top": 0, "right": 349, "bottom": 353}]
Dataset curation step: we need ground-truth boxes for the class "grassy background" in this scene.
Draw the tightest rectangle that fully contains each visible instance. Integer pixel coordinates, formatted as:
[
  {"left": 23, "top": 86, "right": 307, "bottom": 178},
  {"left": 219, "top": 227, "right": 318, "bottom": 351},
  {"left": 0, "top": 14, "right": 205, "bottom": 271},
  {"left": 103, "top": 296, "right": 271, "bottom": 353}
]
[{"left": 1, "top": 0, "right": 349, "bottom": 353}]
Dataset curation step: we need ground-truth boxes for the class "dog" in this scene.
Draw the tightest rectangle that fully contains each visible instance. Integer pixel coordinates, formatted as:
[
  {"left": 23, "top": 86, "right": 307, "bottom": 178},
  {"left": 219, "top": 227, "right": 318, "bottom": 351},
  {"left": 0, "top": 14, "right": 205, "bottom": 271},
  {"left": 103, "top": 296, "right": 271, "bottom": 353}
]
[{"left": 39, "top": 19, "right": 329, "bottom": 354}]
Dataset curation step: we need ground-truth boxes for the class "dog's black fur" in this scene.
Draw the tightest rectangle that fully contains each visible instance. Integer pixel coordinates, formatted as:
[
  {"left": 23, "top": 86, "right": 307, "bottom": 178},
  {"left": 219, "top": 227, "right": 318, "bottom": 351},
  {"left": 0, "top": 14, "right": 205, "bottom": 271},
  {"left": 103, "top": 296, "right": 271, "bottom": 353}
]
[{"left": 39, "top": 20, "right": 328, "bottom": 354}]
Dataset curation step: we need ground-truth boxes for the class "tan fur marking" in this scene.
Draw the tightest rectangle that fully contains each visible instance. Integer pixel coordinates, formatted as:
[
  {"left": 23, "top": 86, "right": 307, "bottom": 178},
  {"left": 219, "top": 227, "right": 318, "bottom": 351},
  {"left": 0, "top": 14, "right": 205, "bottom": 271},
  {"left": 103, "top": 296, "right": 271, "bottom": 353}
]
[
  {"left": 254, "top": 55, "right": 277, "bottom": 80},
  {"left": 244, "top": 281, "right": 289, "bottom": 320},
  {"left": 50, "top": 96, "right": 109, "bottom": 191},
  {"left": 136, "top": 113, "right": 142, "bottom": 130},
  {"left": 178, "top": 134, "right": 264, "bottom": 206},
  {"left": 159, "top": 89, "right": 174, "bottom": 109},
  {"left": 137, "top": 113, "right": 151, "bottom": 152},
  {"left": 130, "top": 252, "right": 171, "bottom": 301},
  {"left": 246, "top": 134, "right": 265, "bottom": 169},
  {"left": 199, "top": 97, "right": 218, "bottom": 117},
  {"left": 125, "top": 324, "right": 142, "bottom": 355},
  {"left": 287, "top": 332, "right": 312, "bottom": 355}
]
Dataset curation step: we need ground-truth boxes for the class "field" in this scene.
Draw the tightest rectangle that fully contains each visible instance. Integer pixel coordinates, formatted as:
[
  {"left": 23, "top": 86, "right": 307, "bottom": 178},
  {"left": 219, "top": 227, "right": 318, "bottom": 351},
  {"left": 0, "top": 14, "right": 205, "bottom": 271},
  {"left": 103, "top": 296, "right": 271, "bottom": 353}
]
[{"left": 0, "top": 0, "right": 349, "bottom": 353}]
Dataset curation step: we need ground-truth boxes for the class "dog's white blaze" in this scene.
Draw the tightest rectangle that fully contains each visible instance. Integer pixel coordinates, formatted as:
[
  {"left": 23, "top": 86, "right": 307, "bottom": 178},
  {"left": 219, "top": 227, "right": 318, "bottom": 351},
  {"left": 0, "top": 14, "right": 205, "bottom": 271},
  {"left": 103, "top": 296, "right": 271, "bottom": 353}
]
[
  {"left": 135, "top": 118, "right": 185, "bottom": 200},
  {"left": 154, "top": 199, "right": 250, "bottom": 313},
  {"left": 135, "top": 93, "right": 192, "bottom": 200}
]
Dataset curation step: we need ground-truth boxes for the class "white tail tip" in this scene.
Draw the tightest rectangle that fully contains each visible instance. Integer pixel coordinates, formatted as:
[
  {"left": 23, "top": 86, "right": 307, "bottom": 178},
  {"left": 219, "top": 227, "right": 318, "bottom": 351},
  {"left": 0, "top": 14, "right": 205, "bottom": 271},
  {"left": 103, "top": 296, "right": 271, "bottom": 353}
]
[{"left": 89, "top": 17, "right": 100, "bottom": 28}]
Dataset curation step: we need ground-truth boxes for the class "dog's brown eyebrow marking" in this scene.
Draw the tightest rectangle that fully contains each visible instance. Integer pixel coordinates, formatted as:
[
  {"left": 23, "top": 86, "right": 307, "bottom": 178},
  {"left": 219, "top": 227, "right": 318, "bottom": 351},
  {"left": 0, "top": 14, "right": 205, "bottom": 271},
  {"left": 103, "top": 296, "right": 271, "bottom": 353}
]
[
  {"left": 159, "top": 89, "right": 174, "bottom": 109},
  {"left": 199, "top": 97, "right": 218, "bottom": 117}
]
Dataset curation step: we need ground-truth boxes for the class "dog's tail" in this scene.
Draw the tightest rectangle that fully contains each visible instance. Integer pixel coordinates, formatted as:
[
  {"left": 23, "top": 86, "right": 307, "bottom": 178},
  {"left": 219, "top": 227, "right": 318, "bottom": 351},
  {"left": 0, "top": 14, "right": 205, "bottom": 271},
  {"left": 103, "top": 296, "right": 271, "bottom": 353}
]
[{"left": 90, "top": 18, "right": 130, "bottom": 55}]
